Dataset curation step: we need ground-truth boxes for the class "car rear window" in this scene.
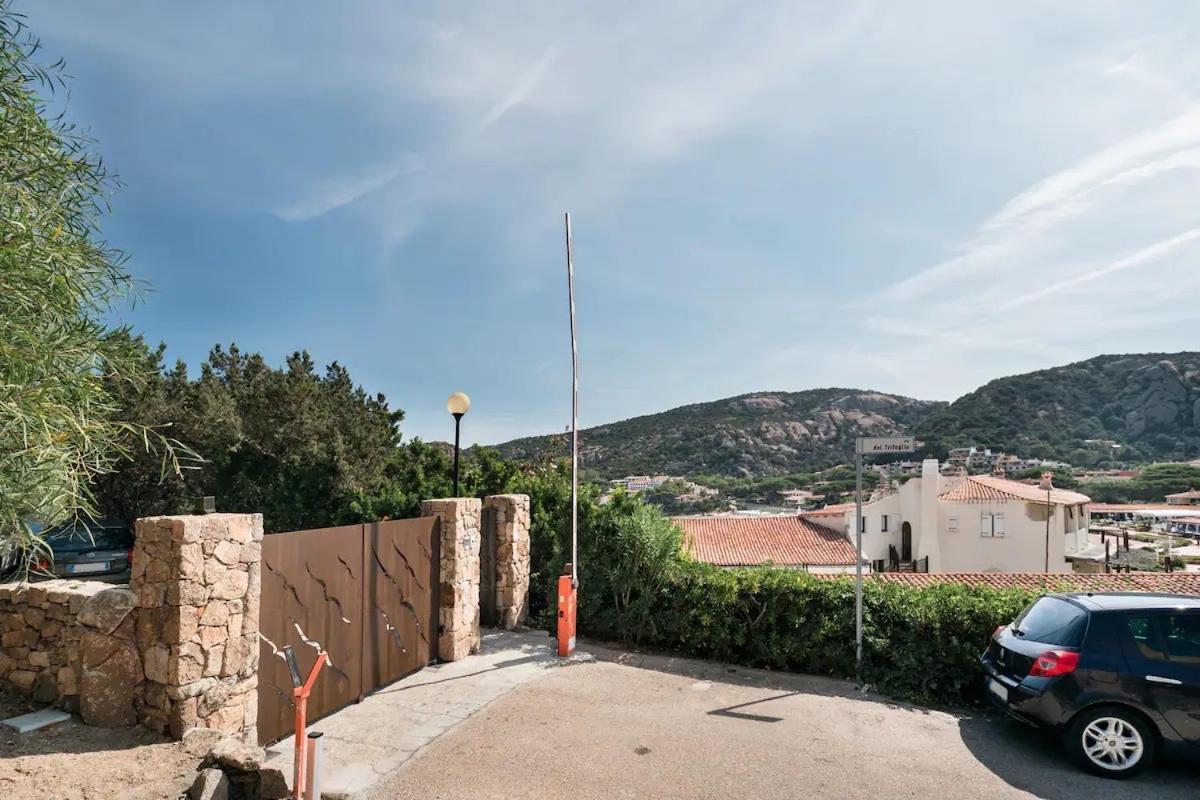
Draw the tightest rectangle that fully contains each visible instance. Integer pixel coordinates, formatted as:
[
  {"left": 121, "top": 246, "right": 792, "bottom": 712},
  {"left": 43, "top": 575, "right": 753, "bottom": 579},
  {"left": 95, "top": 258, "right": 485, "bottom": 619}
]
[
  {"left": 46, "top": 525, "right": 132, "bottom": 551},
  {"left": 1012, "top": 597, "right": 1088, "bottom": 647}
]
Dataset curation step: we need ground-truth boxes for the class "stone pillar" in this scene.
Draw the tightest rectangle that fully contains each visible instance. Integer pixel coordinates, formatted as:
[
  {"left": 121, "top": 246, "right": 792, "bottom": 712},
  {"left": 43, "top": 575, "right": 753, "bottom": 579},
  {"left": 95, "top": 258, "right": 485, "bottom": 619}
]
[
  {"left": 132, "top": 514, "right": 263, "bottom": 741},
  {"left": 420, "top": 498, "right": 481, "bottom": 661},
  {"left": 483, "top": 494, "right": 531, "bottom": 629}
]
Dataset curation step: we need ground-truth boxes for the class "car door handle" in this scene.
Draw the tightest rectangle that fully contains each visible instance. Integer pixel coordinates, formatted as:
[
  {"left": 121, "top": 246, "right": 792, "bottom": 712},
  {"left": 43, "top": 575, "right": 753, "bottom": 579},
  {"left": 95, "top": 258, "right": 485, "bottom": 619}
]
[{"left": 1145, "top": 675, "right": 1182, "bottom": 686}]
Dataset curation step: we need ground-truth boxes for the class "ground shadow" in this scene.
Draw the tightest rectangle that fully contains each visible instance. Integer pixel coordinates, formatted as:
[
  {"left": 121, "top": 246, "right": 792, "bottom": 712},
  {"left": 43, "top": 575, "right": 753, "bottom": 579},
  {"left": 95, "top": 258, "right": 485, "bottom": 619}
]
[
  {"left": 957, "top": 713, "right": 1198, "bottom": 799},
  {"left": 708, "top": 692, "right": 802, "bottom": 722},
  {"left": 370, "top": 629, "right": 554, "bottom": 696},
  {"left": 583, "top": 638, "right": 941, "bottom": 716},
  {"left": 370, "top": 653, "right": 546, "bottom": 695},
  {"left": 584, "top": 638, "right": 1199, "bottom": 795}
]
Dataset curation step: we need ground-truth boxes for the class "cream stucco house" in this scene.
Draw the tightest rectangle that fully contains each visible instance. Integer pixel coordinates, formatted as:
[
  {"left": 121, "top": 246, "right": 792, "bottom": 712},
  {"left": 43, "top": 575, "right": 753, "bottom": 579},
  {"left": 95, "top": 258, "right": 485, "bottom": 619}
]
[{"left": 805, "top": 460, "right": 1091, "bottom": 574}]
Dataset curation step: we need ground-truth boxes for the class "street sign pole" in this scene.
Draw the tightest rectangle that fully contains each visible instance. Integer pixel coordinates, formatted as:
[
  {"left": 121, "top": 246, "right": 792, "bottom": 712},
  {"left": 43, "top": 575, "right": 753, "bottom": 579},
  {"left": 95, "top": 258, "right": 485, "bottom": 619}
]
[
  {"left": 853, "top": 436, "right": 915, "bottom": 682},
  {"left": 854, "top": 443, "right": 864, "bottom": 680}
]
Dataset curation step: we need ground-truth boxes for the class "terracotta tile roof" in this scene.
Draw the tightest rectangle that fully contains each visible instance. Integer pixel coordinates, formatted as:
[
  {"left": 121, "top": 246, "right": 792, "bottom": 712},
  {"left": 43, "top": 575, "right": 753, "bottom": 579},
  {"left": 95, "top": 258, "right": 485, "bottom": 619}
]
[
  {"left": 939, "top": 474, "right": 1090, "bottom": 505},
  {"left": 1091, "top": 503, "right": 1181, "bottom": 513},
  {"left": 799, "top": 503, "right": 854, "bottom": 517},
  {"left": 818, "top": 572, "right": 1200, "bottom": 594},
  {"left": 673, "top": 515, "right": 857, "bottom": 567},
  {"left": 1166, "top": 489, "right": 1200, "bottom": 500}
]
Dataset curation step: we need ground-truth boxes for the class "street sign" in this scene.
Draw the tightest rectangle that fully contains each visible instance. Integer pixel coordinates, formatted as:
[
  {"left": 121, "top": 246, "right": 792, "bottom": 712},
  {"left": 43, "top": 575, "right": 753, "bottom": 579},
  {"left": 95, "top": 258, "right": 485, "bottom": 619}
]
[
  {"left": 853, "top": 435, "right": 915, "bottom": 681},
  {"left": 856, "top": 436, "right": 916, "bottom": 455}
]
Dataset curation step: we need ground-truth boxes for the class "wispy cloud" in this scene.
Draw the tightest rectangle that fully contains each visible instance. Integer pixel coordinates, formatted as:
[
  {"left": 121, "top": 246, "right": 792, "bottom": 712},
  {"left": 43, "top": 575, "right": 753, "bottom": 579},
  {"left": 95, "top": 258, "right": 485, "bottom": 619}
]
[
  {"left": 31, "top": 2, "right": 1200, "bottom": 440},
  {"left": 479, "top": 43, "right": 560, "bottom": 130},
  {"left": 997, "top": 228, "right": 1200, "bottom": 312},
  {"left": 882, "top": 107, "right": 1200, "bottom": 303},
  {"left": 272, "top": 154, "right": 424, "bottom": 223}
]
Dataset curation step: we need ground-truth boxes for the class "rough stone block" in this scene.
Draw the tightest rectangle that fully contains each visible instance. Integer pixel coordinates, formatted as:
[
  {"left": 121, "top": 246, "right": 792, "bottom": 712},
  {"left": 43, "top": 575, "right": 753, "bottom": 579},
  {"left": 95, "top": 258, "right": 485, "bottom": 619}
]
[
  {"left": 211, "top": 570, "right": 248, "bottom": 601},
  {"left": 203, "top": 644, "right": 224, "bottom": 678},
  {"left": 212, "top": 541, "right": 240, "bottom": 566},
  {"left": 57, "top": 665, "right": 78, "bottom": 695},
  {"left": 79, "top": 587, "right": 136, "bottom": 634},
  {"left": 144, "top": 644, "right": 171, "bottom": 683},
  {"left": 168, "top": 581, "right": 209, "bottom": 607},
  {"left": 81, "top": 630, "right": 122, "bottom": 669},
  {"left": 8, "top": 669, "right": 37, "bottom": 691},
  {"left": 80, "top": 640, "right": 141, "bottom": 727},
  {"left": 169, "top": 696, "right": 201, "bottom": 738},
  {"left": 166, "top": 605, "right": 202, "bottom": 645},
  {"left": 188, "top": 768, "right": 229, "bottom": 800},
  {"left": 199, "top": 601, "right": 230, "bottom": 627}
]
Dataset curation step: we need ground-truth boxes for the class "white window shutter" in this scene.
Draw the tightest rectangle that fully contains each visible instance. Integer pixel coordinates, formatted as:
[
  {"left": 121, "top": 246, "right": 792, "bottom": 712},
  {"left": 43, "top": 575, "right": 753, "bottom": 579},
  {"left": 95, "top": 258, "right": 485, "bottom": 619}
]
[
  {"left": 994, "top": 513, "right": 1005, "bottom": 536},
  {"left": 980, "top": 512, "right": 992, "bottom": 536}
]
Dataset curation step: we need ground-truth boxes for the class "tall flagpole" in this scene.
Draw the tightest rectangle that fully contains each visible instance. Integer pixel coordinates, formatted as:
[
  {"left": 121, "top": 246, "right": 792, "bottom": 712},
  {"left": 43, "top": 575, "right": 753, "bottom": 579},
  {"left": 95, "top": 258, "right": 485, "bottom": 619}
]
[{"left": 565, "top": 212, "right": 579, "bottom": 587}]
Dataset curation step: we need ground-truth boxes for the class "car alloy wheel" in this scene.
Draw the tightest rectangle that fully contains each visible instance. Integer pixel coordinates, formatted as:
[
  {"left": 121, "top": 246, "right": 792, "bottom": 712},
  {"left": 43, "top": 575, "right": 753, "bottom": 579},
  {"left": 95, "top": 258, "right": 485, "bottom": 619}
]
[{"left": 1080, "top": 716, "right": 1143, "bottom": 772}]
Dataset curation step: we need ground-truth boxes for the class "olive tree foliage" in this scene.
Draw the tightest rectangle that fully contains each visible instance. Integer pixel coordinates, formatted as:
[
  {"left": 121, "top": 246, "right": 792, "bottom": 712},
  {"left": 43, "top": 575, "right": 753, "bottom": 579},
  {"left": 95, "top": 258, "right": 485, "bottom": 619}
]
[{"left": 0, "top": 9, "right": 192, "bottom": 565}]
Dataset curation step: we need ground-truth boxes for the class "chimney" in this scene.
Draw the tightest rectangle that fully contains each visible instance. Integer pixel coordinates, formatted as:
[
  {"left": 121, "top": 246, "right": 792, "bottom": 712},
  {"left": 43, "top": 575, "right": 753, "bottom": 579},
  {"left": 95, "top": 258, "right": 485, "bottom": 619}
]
[
  {"left": 1038, "top": 471, "right": 1054, "bottom": 491},
  {"left": 919, "top": 459, "right": 942, "bottom": 572}
]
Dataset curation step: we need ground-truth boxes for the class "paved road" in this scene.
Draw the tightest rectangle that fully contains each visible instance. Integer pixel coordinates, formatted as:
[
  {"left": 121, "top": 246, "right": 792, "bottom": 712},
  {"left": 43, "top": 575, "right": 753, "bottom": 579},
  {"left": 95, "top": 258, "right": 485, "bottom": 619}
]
[{"left": 367, "top": 645, "right": 1197, "bottom": 800}]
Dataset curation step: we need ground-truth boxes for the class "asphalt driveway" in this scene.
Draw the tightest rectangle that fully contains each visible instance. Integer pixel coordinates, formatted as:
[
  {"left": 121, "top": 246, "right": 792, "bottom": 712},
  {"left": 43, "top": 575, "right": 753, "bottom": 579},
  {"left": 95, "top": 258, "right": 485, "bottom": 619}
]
[{"left": 367, "top": 644, "right": 1197, "bottom": 800}]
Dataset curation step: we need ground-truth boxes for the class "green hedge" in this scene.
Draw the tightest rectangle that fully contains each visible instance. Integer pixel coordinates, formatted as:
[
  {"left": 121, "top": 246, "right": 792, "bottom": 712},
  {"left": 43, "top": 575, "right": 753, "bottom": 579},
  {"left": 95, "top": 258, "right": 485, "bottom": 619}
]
[{"left": 580, "top": 561, "right": 1040, "bottom": 708}]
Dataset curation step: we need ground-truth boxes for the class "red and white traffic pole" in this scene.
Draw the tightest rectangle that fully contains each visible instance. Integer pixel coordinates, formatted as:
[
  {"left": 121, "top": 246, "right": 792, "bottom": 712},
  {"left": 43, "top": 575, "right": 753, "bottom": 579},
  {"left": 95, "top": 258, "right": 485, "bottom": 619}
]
[{"left": 559, "top": 212, "right": 579, "bottom": 657}]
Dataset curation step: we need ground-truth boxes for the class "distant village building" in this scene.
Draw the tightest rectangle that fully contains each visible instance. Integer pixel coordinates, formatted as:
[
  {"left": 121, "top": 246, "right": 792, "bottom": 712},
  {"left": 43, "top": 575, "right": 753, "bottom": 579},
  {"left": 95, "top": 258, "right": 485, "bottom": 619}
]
[
  {"left": 609, "top": 475, "right": 670, "bottom": 493},
  {"left": 672, "top": 515, "right": 859, "bottom": 573},
  {"left": 1165, "top": 489, "right": 1200, "bottom": 506},
  {"left": 803, "top": 461, "right": 1091, "bottom": 574},
  {"left": 779, "top": 488, "right": 825, "bottom": 506}
]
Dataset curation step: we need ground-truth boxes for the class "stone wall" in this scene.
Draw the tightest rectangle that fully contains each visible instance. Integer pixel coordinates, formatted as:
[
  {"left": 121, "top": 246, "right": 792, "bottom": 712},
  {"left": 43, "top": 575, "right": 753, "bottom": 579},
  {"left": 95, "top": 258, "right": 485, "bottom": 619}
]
[
  {"left": 482, "top": 494, "right": 531, "bottom": 629},
  {"left": 3, "top": 499, "right": 532, "bottom": 741},
  {"left": 0, "top": 580, "right": 139, "bottom": 726},
  {"left": 133, "top": 514, "right": 263, "bottom": 740},
  {"left": 420, "top": 498, "right": 481, "bottom": 661}
]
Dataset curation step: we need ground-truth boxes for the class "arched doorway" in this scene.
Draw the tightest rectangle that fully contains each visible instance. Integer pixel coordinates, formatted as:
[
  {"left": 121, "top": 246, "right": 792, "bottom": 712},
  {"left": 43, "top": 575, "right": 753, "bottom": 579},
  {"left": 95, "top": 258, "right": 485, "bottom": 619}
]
[{"left": 901, "top": 522, "right": 913, "bottom": 562}]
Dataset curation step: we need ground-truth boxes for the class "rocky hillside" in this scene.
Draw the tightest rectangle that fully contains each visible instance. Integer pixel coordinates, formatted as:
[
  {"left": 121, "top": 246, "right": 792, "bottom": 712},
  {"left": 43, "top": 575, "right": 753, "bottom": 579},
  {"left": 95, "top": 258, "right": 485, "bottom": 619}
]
[
  {"left": 488, "top": 353, "right": 1200, "bottom": 478},
  {"left": 915, "top": 353, "right": 1200, "bottom": 465},
  {"left": 492, "top": 389, "right": 944, "bottom": 478}
]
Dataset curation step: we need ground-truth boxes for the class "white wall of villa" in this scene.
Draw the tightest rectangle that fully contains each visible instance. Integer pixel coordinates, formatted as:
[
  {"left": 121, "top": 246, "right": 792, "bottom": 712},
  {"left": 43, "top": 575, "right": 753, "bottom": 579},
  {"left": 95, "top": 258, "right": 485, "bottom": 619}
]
[{"left": 812, "top": 460, "right": 1091, "bottom": 574}]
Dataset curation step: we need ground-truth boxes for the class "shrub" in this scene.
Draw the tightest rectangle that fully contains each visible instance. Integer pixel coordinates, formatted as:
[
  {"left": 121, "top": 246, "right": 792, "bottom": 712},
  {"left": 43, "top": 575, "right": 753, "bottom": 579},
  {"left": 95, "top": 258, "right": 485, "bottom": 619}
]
[{"left": 579, "top": 557, "right": 1042, "bottom": 708}]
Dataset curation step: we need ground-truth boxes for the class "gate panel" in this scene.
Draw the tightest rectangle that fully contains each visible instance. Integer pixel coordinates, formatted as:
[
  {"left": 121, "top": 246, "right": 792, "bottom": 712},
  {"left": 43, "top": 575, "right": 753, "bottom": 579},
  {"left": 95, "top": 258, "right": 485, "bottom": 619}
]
[
  {"left": 258, "top": 525, "right": 364, "bottom": 745},
  {"left": 362, "top": 518, "right": 439, "bottom": 690},
  {"left": 479, "top": 505, "right": 497, "bottom": 627}
]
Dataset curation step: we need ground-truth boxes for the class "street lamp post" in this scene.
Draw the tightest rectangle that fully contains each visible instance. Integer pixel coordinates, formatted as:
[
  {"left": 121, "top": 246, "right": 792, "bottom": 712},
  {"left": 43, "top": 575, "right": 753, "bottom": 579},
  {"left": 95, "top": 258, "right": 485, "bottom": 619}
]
[
  {"left": 447, "top": 392, "right": 471, "bottom": 496},
  {"left": 1041, "top": 471, "right": 1052, "bottom": 573}
]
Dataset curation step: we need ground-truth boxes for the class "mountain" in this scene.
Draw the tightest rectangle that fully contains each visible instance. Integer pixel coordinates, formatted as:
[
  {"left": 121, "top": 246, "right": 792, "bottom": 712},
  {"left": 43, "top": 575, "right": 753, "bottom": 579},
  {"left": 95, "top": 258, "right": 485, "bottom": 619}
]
[
  {"left": 488, "top": 353, "right": 1200, "bottom": 479},
  {"left": 915, "top": 353, "right": 1200, "bottom": 466},
  {"left": 491, "top": 389, "right": 945, "bottom": 479}
]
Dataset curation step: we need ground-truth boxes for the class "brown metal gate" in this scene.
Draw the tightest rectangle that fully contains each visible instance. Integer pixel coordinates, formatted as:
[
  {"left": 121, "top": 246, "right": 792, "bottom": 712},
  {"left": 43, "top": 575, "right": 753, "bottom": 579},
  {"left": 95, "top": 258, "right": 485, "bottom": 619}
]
[
  {"left": 257, "top": 518, "right": 440, "bottom": 744},
  {"left": 479, "top": 505, "right": 497, "bottom": 627}
]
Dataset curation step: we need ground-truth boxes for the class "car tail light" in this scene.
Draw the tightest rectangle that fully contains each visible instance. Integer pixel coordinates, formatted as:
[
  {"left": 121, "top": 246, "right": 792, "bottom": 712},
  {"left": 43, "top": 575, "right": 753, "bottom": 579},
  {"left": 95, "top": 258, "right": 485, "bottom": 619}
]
[
  {"left": 127, "top": 548, "right": 134, "bottom": 564},
  {"left": 1029, "top": 649, "right": 1079, "bottom": 677},
  {"left": 992, "top": 624, "right": 1007, "bottom": 638},
  {"left": 34, "top": 557, "right": 50, "bottom": 571}
]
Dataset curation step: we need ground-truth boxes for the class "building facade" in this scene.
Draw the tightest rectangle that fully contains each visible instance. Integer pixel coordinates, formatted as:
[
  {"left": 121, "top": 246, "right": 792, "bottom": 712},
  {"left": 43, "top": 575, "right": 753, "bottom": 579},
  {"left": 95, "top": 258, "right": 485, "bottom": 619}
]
[{"left": 805, "top": 460, "right": 1091, "bottom": 574}]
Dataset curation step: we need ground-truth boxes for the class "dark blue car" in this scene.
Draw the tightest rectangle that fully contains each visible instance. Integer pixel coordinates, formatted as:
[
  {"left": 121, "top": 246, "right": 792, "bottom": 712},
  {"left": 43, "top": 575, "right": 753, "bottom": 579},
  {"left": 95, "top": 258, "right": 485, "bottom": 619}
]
[{"left": 980, "top": 592, "right": 1200, "bottom": 778}]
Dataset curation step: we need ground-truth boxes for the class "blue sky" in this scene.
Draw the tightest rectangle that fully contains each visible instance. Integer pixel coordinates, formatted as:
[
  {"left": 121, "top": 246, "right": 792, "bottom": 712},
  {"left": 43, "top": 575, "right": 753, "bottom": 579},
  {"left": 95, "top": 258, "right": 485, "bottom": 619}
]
[{"left": 33, "top": 2, "right": 1200, "bottom": 444}]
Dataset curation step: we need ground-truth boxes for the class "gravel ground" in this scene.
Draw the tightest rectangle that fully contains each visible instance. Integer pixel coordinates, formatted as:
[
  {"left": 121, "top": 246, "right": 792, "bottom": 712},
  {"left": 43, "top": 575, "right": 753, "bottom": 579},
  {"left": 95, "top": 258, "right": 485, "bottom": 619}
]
[
  {"left": 0, "top": 690, "right": 197, "bottom": 800},
  {"left": 366, "top": 647, "right": 1198, "bottom": 800}
]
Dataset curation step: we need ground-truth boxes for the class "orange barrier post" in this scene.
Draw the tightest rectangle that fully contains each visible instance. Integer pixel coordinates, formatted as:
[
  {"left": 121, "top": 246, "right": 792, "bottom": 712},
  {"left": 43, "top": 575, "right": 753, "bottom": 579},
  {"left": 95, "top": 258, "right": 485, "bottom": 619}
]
[
  {"left": 557, "top": 565, "right": 576, "bottom": 657},
  {"left": 289, "top": 650, "right": 329, "bottom": 800}
]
